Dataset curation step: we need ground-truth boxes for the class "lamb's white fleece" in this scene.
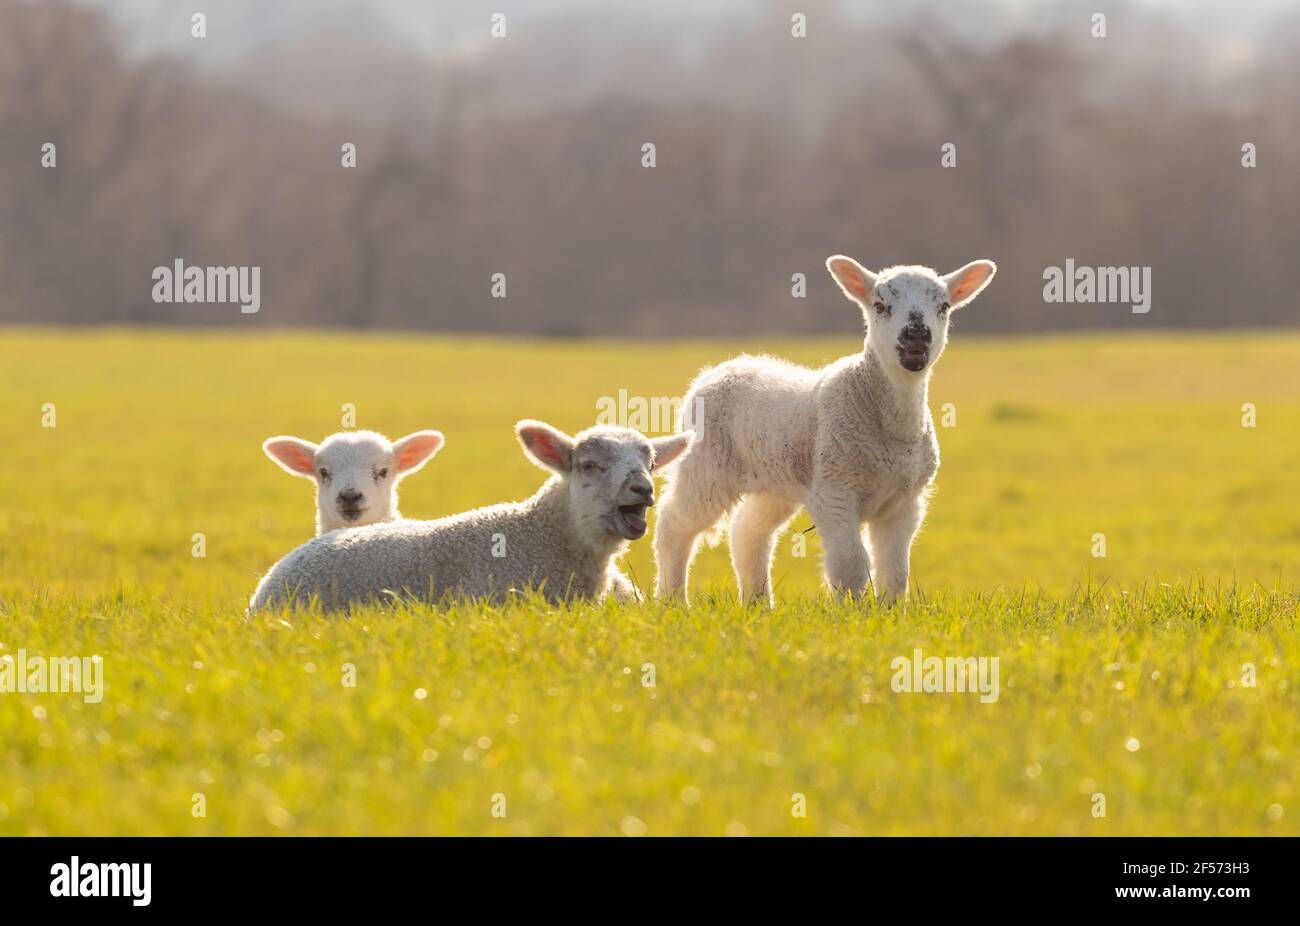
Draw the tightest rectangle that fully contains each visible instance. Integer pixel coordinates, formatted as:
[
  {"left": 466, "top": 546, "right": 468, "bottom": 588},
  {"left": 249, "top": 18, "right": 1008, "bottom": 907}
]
[{"left": 251, "top": 421, "right": 691, "bottom": 612}]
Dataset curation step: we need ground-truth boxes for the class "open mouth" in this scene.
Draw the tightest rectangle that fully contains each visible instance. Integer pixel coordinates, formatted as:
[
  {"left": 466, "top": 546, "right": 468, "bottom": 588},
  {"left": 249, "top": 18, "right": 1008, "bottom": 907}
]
[
  {"left": 897, "top": 346, "right": 929, "bottom": 372},
  {"left": 614, "top": 503, "right": 649, "bottom": 540}
]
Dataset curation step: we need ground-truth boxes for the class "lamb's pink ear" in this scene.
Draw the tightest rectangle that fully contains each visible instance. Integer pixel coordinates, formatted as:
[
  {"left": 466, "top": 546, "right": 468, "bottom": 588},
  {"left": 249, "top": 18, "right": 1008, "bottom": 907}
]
[
  {"left": 263, "top": 436, "right": 319, "bottom": 478},
  {"left": 392, "top": 430, "right": 444, "bottom": 476},
  {"left": 826, "top": 255, "right": 877, "bottom": 307},
  {"left": 516, "top": 420, "right": 575, "bottom": 473},
  {"left": 942, "top": 260, "right": 997, "bottom": 310},
  {"left": 650, "top": 431, "right": 693, "bottom": 471}
]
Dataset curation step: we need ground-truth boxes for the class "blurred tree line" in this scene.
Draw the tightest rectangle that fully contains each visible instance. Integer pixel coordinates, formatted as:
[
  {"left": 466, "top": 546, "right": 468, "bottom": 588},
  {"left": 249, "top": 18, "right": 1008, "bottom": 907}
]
[{"left": 2, "top": 0, "right": 1297, "bottom": 334}]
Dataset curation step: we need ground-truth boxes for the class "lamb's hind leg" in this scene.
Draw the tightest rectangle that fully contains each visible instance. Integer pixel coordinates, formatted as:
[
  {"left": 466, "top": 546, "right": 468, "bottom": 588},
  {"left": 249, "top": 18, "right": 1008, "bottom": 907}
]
[
  {"left": 729, "top": 493, "right": 798, "bottom": 607},
  {"left": 653, "top": 479, "right": 731, "bottom": 604}
]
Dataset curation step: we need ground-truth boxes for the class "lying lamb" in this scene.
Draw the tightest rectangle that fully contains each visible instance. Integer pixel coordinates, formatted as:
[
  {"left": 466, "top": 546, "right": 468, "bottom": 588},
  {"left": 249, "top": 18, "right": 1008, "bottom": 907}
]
[
  {"left": 653, "top": 256, "right": 996, "bottom": 606},
  {"left": 250, "top": 421, "right": 692, "bottom": 612},
  {"left": 263, "top": 429, "right": 444, "bottom": 534}
]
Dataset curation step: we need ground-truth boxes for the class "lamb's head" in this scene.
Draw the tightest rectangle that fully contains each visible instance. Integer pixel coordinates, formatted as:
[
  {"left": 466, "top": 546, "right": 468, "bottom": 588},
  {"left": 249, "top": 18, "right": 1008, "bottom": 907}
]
[
  {"left": 263, "top": 429, "right": 444, "bottom": 534},
  {"left": 516, "top": 420, "right": 693, "bottom": 546},
  {"left": 826, "top": 257, "right": 997, "bottom": 375}
]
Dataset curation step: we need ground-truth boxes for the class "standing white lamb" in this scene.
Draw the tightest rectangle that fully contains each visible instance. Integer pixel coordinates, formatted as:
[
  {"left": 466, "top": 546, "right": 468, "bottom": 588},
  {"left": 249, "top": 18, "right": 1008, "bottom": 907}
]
[
  {"left": 263, "top": 429, "right": 444, "bottom": 534},
  {"left": 250, "top": 421, "right": 691, "bottom": 612},
  {"left": 653, "top": 256, "right": 996, "bottom": 606}
]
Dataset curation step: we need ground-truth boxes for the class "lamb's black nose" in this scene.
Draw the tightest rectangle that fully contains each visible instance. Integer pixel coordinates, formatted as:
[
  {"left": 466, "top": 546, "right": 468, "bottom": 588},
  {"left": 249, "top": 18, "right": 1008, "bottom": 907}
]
[
  {"left": 627, "top": 482, "right": 654, "bottom": 503},
  {"left": 337, "top": 489, "right": 363, "bottom": 505},
  {"left": 901, "top": 321, "right": 931, "bottom": 344}
]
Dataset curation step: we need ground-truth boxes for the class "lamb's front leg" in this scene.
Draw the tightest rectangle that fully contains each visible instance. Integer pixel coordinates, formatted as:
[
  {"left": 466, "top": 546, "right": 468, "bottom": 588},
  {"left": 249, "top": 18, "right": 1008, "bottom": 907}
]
[
  {"left": 807, "top": 489, "right": 870, "bottom": 598},
  {"left": 867, "top": 495, "right": 925, "bottom": 605},
  {"left": 606, "top": 567, "right": 641, "bottom": 603}
]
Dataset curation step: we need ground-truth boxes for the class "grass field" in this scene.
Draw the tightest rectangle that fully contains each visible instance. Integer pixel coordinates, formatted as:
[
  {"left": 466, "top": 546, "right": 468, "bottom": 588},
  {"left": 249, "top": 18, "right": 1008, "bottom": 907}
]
[{"left": 1, "top": 327, "right": 1297, "bottom": 835}]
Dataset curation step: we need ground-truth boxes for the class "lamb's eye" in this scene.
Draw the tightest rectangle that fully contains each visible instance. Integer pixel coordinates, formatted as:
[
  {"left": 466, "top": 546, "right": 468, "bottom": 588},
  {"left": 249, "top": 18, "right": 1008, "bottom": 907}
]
[
  {"left": 873, "top": 302, "right": 890, "bottom": 317},
  {"left": 938, "top": 302, "right": 950, "bottom": 315},
  {"left": 375, "top": 468, "right": 389, "bottom": 480},
  {"left": 581, "top": 460, "right": 599, "bottom": 474},
  {"left": 318, "top": 468, "right": 330, "bottom": 480}
]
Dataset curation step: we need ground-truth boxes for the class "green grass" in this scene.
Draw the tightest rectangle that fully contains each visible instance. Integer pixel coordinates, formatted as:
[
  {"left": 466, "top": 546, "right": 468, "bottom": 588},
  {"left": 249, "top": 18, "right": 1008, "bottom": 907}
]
[{"left": 0, "top": 328, "right": 1297, "bottom": 834}]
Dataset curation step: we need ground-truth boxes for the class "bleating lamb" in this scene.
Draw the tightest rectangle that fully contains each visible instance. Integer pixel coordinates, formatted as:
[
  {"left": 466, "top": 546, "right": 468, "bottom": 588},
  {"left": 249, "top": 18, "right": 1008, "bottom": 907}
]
[
  {"left": 263, "top": 429, "right": 444, "bottom": 534},
  {"left": 653, "top": 256, "right": 996, "bottom": 606},
  {"left": 250, "top": 421, "right": 692, "bottom": 612}
]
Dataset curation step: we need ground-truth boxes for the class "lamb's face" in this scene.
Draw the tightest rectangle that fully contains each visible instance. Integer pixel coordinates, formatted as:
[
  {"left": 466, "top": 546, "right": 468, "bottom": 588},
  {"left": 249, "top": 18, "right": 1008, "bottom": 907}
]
[
  {"left": 569, "top": 429, "right": 659, "bottom": 541},
  {"left": 516, "top": 421, "right": 694, "bottom": 546},
  {"left": 313, "top": 432, "right": 400, "bottom": 529},
  {"left": 826, "top": 257, "right": 997, "bottom": 376},
  {"left": 866, "top": 268, "right": 952, "bottom": 374},
  {"left": 263, "top": 428, "right": 444, "bottom": 535}
]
